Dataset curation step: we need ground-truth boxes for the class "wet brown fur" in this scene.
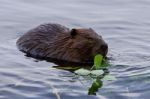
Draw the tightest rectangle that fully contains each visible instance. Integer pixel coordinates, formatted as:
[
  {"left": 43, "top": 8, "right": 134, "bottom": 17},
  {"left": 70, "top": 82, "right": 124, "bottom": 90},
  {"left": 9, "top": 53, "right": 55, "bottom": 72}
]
[{"left": 17, "top": 23, "right": 108, "bottom": 64}]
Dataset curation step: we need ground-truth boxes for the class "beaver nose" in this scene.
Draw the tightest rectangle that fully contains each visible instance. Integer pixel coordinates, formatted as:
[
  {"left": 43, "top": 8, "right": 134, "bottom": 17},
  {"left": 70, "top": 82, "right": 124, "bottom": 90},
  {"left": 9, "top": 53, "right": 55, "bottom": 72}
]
[{"left": 100, "top": 43, "right": 108, "bottom": 51}]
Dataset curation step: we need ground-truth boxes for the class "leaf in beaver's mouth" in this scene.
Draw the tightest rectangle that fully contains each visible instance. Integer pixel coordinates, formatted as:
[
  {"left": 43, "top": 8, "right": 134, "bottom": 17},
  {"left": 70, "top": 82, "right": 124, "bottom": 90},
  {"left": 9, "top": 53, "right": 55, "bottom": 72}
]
[{"left": 94, "top": 54, "right": 103, "bottom": 69}]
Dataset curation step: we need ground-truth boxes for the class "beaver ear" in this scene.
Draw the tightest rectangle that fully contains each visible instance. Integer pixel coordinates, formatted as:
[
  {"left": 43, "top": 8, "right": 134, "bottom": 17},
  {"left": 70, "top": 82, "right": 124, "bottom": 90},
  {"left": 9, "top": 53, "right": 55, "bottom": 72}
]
[{"left": 70, "top": 28, "right": 78, "bottom": 37}]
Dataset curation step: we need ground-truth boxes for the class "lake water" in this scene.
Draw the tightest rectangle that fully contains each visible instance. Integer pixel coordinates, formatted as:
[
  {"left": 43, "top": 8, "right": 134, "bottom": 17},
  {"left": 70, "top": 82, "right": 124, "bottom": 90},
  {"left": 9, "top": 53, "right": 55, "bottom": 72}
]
[{"left": 0, "top": 0, "right": 150, "bottom": 99}]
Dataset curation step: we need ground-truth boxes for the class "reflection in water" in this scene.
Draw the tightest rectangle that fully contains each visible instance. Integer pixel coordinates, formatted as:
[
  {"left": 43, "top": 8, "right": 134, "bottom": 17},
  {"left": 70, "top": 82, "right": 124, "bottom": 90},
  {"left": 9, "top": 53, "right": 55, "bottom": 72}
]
[{"left": 88, "top": 78, "right": 103, "bottom": 95}]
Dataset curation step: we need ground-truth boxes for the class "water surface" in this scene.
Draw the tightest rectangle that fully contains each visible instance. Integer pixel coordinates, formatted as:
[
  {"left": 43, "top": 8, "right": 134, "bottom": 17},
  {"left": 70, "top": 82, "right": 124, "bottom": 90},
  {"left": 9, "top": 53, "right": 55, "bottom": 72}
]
[{"left": 0, "top": 0, "right": 150, "bottom": 99}]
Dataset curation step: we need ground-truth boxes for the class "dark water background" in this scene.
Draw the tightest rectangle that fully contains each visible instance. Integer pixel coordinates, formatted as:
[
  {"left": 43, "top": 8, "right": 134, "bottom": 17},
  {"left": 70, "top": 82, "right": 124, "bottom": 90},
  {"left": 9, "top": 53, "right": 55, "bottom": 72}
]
[{"left": 0, "top": 0, "right": 150, "bottom": 99}]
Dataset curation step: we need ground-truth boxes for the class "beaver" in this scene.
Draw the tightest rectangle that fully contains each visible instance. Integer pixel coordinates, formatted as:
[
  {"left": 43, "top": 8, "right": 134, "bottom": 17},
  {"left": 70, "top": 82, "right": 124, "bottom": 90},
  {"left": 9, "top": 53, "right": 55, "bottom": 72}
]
[{"left": 16, "top": 23, "right": 108, "bottom": 64}]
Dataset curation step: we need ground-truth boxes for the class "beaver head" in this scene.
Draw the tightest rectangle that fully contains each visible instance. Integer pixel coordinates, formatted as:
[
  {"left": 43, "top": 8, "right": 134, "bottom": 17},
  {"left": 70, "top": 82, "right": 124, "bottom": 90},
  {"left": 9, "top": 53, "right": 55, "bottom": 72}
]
[{"left": 62, "top": 28, "right": 108, "bottom": 63}]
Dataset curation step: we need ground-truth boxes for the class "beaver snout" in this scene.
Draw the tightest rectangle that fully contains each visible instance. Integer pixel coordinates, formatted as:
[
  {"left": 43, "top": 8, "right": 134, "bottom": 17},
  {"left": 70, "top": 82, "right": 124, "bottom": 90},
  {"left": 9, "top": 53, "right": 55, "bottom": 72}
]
[
  {"left": 95, "top": 43, "right": 108, "bottom": 57},
  {"left": 100, "top": 43, "right": 108, "bottom": 57},
  {"left": 100, "top": 43, "right": 108, "bottom": 52}
]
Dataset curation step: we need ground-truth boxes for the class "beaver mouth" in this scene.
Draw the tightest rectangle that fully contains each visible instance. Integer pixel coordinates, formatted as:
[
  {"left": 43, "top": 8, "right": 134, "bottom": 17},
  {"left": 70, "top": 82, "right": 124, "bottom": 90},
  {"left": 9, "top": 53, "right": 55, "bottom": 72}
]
[{"left": 97, "top": 43, "right": 108, "bottom": 57}]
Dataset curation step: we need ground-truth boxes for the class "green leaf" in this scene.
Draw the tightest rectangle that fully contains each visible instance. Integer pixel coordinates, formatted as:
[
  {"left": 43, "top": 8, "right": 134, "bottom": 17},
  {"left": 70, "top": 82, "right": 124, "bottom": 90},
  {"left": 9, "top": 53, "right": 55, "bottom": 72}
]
[
  {"left": 74, "top": 68, "right": 90, "bottom": 76},
  {"left": 102, "top": 75, "right": 117, "bottom": 81},
  {"left": 94, "top": 54, "right": 103, "bottom": 69},
  {"left": 101, "top": 59, "right": 109, "bottom": 67},
  {"left": 90, "top": 70, "right": 104, "bottom": 76}
]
